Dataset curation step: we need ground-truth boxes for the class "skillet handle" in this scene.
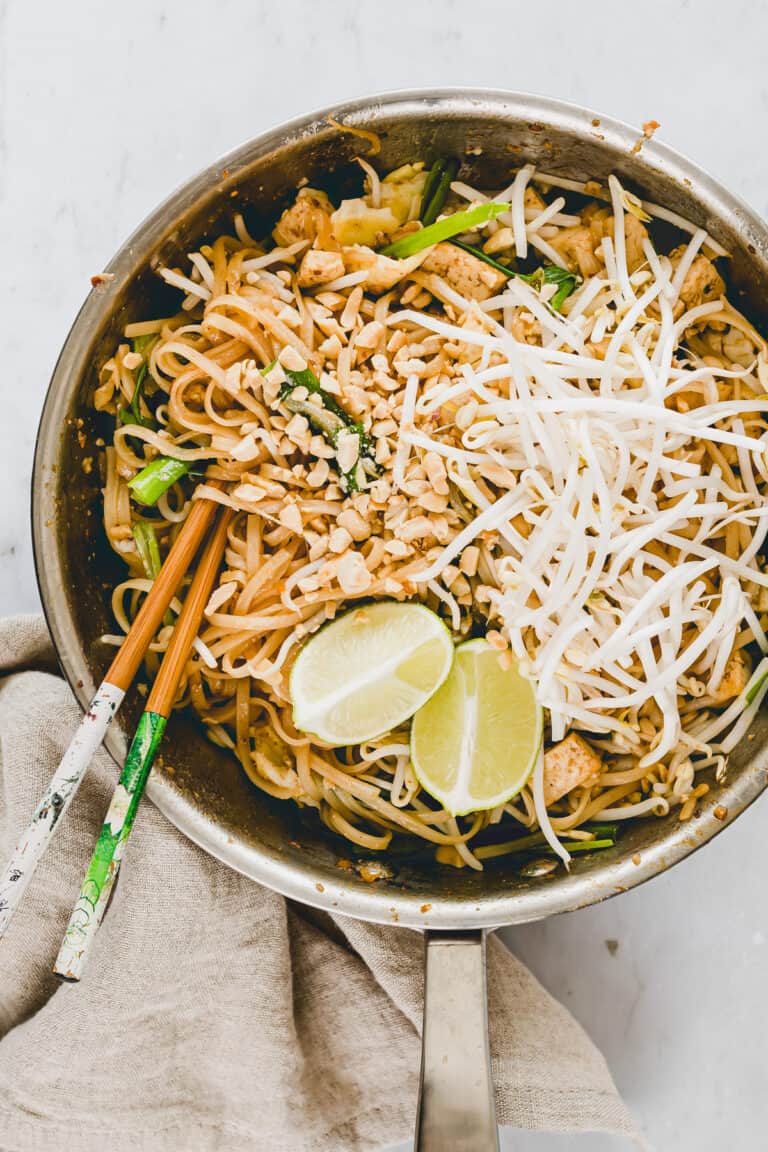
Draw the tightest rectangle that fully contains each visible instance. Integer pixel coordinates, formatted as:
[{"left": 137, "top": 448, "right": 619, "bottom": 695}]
[{"left": 415, "top": 928, "right": 499, "bottom": 1152}]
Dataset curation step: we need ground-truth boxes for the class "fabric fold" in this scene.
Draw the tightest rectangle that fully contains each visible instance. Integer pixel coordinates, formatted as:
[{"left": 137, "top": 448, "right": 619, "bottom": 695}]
[{"left": 0, "top": 616, "right": 637, "bottom": 1151}]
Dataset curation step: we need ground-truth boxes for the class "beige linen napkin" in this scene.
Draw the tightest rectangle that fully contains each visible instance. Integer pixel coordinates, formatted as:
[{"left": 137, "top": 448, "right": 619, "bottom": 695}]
[{"left": 0, "top": 616, "right": 638, "bottom": 1151}]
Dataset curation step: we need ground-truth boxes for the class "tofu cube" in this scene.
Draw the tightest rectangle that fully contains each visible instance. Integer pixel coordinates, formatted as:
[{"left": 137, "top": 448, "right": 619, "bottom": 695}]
[
  {"left": 422, "top": 242, "right": 508, "bottom": 301},
  {"left": 297, "top": 249, "right": 345, "bottom": 288},
  {"left": 543, "top": 733, "right": 601, "bottom": 806},
  {"left": 710, "top": 650, "right": 750, "bottom": 704}
]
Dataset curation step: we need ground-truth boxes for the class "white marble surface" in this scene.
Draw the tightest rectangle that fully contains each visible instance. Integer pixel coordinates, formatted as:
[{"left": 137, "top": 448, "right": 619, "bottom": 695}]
[{"left": 3, "top": 1, "right": 768, "bottom": 1148}]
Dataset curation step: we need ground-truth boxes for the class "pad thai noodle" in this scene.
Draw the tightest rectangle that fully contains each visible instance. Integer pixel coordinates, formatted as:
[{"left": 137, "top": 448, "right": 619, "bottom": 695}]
[{"left": 93, "top": 152, "right": 768, "bottom": 870}]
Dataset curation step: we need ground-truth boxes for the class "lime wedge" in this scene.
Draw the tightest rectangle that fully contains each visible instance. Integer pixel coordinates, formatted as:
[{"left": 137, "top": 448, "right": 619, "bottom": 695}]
[
  {"left": 290, "top": 601, "right": 454, "bottom": 745},
  {"left": 410, "top": 638, "right": 542, "bottom": 816}
]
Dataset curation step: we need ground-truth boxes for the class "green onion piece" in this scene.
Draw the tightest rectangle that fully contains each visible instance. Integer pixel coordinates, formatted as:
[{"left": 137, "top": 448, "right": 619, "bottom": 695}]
[
  {"left": 132, "top": 521, "right": 173, "bottom": 624},
  {"left": 132, "top": 333, "right": 156, "bottom": 357},
  {"left": 474, "top": 831, "right": 546, "bottom": 859},
  {"left": 558, "top": 838, "right": 614, "bottom": 854},
  {"left": 474, "top": 831, "right": 615, "bottom": 862},
  {"left": 500, "top": 838, "right": 615, "bottom": 860},
  {"left": 381, "top": 202, "right": 509, "bottom": 259},
  {"left": 421, "top": 158, "right": 459, "bottom": 227},
  {"left": 550, "top": 285, "right": 572, "bottom": 311},
  {"left": 132, "top": 521, "right": 162, "bottom": 579},
  {"left": 745, "top": 661, "right": 768, "bottom": 704},
  {"left": 422, "top": 171, "right": 453, "bottom": 226},
  {"left": 128, "top": 457, "right": 190, "bottom": 505},
  {"left": 582, "top": 822, "right": 620, "bottom": 840},
  {"left": 419, "top": 160, "right": 445, "bottom": 222},
  {"left": 119, "top": 335, "right": 158, "bottom": 429}
]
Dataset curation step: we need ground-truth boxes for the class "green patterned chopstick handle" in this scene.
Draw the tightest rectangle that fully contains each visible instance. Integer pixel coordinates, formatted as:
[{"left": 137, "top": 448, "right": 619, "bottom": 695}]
[{"left": 53, "top": 711, "right": 167, "bottom": 981}]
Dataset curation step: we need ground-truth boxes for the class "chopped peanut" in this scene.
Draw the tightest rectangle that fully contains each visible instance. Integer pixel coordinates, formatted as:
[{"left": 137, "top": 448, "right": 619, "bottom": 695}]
[
  {"left": 420, "top": 491, "right": 449, "bottom": 513},
  {"left": 383, "top": 538, "right": 409, "bottom": 557},
  {"left": 424, "top": 451, "right": 449, "bottom": 495},
  {"left": 336, "top": 507, "right": 371, "bottom": 542},
  {"left": 396, "top": 516, "right": 436, "bottom": 543},
  {"left": 355, "top": 320, "right": 385, "bottom": 350},
  {"left": 222, "top": 363, "right": 243, "bottom": 396},
  {"left": 306, "top": 459, "right": 330, "bottom": 488},
  {"left": 278, "top": 345, "right": 307, "bottom": 373},
  {"left": 233, "top": 482, "right": 267, "bottom": 504},
  {"left": 336, "top": 430, "right": 360, "bottom": 475},
  {"left": 483, "top": 226, "right": 515, "bottom": 255},
  {"left": 459, "top": 546, "right": 480, "bottom": 578},
  {"left": 328, "top": 526, "right": 353, "bottom": 554},
  {"left": 336, "top": 551, "right": 372, "bottom": 595}
]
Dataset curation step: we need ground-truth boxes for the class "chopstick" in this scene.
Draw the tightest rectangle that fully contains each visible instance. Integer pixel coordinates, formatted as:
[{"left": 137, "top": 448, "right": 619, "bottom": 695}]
[
  {"left": 0, "top": 496, "right": 219, "bottom": 941},
  {"left": 53, "top": 506, "right": 233, "bottom": 982}
]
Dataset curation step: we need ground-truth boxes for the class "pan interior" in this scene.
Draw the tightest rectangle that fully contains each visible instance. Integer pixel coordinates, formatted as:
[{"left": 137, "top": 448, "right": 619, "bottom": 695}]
[{"left": 33, "top": 91, "right": 768, "bottom": 929}]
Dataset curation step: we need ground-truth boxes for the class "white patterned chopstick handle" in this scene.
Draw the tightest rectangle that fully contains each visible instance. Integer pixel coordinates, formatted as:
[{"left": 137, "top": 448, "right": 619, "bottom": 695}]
[
  {"left": 53, "top": 821, "right": 128, "bottom": 982},
  {"left": 0, "top": 681, "right": 125, "bottom": 939}
]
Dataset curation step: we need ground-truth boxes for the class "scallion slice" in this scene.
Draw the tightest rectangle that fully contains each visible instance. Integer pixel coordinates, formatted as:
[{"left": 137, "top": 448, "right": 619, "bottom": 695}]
[
  {"left": 128, "top": 457, "right": 190, "bottom": 505},
  {"left": 420, "top": 158, "right": 459, "bottom": 227},
  {"left": 132, "top": 520, "right": 173, "bottom": 624},
  {"left": 380, "top": 202, "right": 508, "bottom": 259},
  {"left": 119, "top": 334, "right": 158, "bottom": 429},
  {"left": 556, "top": 838, "right": 615, "bottom": 854},
  {"left": 132, "top": 521, "right": 162, "bottom": 578}
]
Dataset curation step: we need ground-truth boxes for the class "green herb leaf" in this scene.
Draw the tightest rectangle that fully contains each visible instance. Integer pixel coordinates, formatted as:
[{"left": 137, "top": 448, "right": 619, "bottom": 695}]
[
  {"left": 279, "top": 365, "right": 380, "bottom": 492},
  {"left": 280, "top": 367, "right": 351, "bottom": 429},
  {"left": 283, "top": 394, "right": 347, "bottom": 440},
  {"left": 381, "top": 202, "right": 509, "bottom": 259},
  {"left": 544, "top": 266, "right": 579, "bottom": 311},
  {"left": 128, "top": 457, "right": 190, "bottom": 505}
]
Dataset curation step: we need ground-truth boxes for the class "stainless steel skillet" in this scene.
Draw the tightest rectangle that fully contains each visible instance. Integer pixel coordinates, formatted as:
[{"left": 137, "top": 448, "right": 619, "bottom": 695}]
[{"left": 32, "top": 89, "right": 768, "bottom": 1150}]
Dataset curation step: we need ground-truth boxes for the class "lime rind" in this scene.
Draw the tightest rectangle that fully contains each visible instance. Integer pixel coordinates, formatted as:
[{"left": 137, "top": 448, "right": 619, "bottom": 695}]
[{"left": 289, "top": 600, "right": 454, "bottom": 745}]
